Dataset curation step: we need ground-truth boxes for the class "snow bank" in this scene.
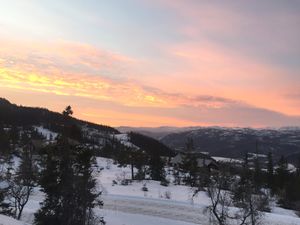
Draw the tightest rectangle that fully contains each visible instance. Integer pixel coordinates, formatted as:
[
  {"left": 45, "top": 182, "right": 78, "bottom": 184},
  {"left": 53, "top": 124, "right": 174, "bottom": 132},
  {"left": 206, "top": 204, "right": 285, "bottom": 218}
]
[{"left": 0, "top": 214, "right": 28, "bottom": 225}]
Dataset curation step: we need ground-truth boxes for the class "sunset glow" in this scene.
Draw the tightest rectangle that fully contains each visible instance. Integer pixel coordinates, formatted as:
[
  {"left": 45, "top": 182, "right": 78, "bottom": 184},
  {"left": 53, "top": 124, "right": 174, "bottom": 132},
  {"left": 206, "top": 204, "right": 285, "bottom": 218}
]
[{"left": 0, "top": 0, "right": 299, "bottom": 127}]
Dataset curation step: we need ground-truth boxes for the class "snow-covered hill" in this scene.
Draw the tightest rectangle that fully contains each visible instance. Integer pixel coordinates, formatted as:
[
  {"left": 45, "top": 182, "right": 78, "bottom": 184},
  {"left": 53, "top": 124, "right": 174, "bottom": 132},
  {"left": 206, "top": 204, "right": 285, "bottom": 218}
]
[{"left": 9, "top": 157, "right": 299, "bottom": 225}]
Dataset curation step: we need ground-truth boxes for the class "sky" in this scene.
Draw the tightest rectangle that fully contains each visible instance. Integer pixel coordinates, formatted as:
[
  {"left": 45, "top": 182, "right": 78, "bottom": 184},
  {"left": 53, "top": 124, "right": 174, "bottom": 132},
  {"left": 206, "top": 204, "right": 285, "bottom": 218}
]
[{"left": 0, "top": 0, "right": 300, "bottom": 127}]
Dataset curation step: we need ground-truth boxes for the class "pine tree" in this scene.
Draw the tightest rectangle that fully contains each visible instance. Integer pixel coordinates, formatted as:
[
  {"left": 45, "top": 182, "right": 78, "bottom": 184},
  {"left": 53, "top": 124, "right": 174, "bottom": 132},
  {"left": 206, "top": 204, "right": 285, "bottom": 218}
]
[
  {"left": 242, "top": 152, "right": 250, "bottom": 179},
  {"left": 253, "top": 141, "right": 262, "bottom": 191},
  {"left": 275, "top": 155, "right": 288, "bottom": 190},
  {"left": 244, "top": 152, "right": 249, "bottom": 167},
  {"left": 62, "top": 105, "right": 73, "bottom": 117},
  {"left": 148, "top": 154, "right": 165, "bottom": 181},
  {"left": 267, "top": 152, "right": 274, "bottom": 192},
  {"left": 34, "top": 137, "right": 104, "bottom": 225},
  {"left": 9, "top": 126, "right": 19, "bottom": 146},
  {"left": 73, "top": 147, "right": 104, "bottom": 224},
  {"left": 179, "top": 138, "right": 200, "bottom": 187},
  {"left": 233, "top": 153, "right": 250, "bottom": 203},
  {"left": 20, "top": 132, "right": 30, "bottom": 146},
  {"left": 34, "top": 143, "right": 61, "bottom": 225},
  {"left": 173, "top": 164, "right": 181, "bottom": 185},
  {"left": 0, "top": 126, "right": 10, "bottom": 155}
]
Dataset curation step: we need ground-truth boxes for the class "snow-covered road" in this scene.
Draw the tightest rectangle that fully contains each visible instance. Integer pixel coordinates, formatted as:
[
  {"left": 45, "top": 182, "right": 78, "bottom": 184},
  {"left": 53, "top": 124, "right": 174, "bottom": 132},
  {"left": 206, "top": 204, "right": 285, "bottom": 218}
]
[
  {"left": 101, "top": 194, "right": 300, "bottom": 225},
  {"left": 102, "top": 195, "right": 207, "bottom": 224},
  {"left": 7, "top": 192, "right": 300, "bottom": 225}
]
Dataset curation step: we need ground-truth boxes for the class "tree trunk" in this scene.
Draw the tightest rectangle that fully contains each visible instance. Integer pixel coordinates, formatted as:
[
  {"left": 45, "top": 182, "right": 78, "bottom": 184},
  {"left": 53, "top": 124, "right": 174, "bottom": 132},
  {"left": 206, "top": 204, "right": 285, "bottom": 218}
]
[{"left": 131, "top": 163, "right": 134, "bottom": 180}]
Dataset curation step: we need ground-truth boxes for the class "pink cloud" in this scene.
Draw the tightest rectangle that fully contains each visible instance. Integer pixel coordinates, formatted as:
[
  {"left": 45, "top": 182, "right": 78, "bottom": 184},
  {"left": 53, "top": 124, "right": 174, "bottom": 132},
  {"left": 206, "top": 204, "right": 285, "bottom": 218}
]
[{"left": 0, "top": 34, "right": 299, "bottom": 127}]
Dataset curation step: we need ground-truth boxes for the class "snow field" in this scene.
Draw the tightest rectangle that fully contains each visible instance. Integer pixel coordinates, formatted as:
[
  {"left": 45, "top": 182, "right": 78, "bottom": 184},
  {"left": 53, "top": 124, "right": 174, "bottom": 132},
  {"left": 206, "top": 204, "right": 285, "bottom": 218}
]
[{"left": 1, "top": 157, "right": 300, "bottom": 225}]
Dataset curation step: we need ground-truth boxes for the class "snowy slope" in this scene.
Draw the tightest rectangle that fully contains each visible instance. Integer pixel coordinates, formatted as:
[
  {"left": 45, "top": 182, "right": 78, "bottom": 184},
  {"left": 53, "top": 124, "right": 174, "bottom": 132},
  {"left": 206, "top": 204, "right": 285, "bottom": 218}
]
[
  {"left": 112, "top": 133, "right": 139, "bottom": 149},
  {"left": 2, "top": 157, "right": 300, "bottom": 225},
  {"left": 96, "top": 157, "right": 300, "bottom": 225},
  {"left": 0, "top": 214, "right": 29, "bottom": 225},
  {"left": 33, "top": 126, "right": 58, "bottom": 140}
]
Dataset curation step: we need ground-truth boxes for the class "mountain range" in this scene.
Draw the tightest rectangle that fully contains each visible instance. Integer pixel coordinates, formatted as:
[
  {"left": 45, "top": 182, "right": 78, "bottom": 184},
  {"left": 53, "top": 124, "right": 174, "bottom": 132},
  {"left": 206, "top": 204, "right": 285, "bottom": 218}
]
[
  {"left": 1, "top": 97, "right": 300, "bottom": 164},
  {"left": 118, "top": 126, "right": 300, "bottom": 163}
]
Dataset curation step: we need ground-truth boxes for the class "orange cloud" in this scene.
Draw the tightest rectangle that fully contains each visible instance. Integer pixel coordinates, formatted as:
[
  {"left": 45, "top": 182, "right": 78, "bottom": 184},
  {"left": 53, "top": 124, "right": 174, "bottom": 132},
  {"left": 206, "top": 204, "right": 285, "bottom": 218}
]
[
  {"left": 0, "top": 67, "right": 167, "bottom": 107},
  {"left": 0, "top": 36, "right": 299, "bottom": 127},
  {"left": 0, "top": 38, "right": 169, "bottom": 107},
  {"left": 0, "top": 38, "right": 245, "bottom": 110}
]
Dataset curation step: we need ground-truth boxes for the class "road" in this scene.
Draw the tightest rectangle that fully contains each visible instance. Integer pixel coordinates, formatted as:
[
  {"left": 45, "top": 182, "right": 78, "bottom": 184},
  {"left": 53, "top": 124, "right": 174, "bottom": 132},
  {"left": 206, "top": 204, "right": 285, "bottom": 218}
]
[{"left": 102, "top": 195, "right": 207, "bottom": 224}]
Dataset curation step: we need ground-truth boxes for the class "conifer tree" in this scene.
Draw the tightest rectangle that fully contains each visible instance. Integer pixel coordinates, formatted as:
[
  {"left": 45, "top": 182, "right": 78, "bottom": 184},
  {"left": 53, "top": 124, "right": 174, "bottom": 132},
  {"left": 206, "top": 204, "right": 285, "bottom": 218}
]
[
  {"left": 34, "top": 138, "right": 104, "bottom": 225},
  {"left": 34, "top": 107, "right": 104, "bottom": 225},
  {"left": 0, "top": 126, "right": 10, "bottom": 155},
  {"left": 253, "top": 141, "right": 262, "bottom": 192},
  {"left": 148, "top": 154, "right": 165, "bottom": 181},
  {"left": 179, "top": 138, "right": 199, "bottom": 186},
  {"left": 275, "top": 155, "right": 288, "bottom": 190},
  {"left": 267, "top": 152, "right": 274, "bottom": 192},
  {"left": 62, "top": 105, "right": 73, "bottom": 117}
]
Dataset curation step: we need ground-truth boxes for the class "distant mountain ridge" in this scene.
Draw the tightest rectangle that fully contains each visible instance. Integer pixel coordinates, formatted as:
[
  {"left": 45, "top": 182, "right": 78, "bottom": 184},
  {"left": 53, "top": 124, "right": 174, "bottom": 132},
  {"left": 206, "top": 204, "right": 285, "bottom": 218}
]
[
  {"left": 118, "top": 126, "right": 300, "bottom": 163},
  {"left": 2, "top": 97, "right": 300, "bottom": 163},
  {"left": 0, "top": 97, "right": 119, "bottom": 134},
  {"left": 160, "top": 127, "right": 300, "bottom": 163},
  {"left": 117, "top": 126, "right": 202, "bottom": 139}
]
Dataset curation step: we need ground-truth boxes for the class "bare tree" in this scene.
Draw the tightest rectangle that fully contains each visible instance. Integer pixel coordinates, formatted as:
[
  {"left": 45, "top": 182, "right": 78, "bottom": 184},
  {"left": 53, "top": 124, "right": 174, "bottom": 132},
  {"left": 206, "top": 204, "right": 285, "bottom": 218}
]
[
  {"left": 233, "top": 184, "right": 268, "bottom": 225},
  {"left": 8, "top": 180, "right": 33, "bottom": 219},
  {"left": 205, "top": 172, "right": 232, "bottom": 225},
  {"left": 8, "top": 145, "right": 37, "bottom": 220},
  {"left": 204, "top": 171, "right": 268, "bottom": 225}
]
